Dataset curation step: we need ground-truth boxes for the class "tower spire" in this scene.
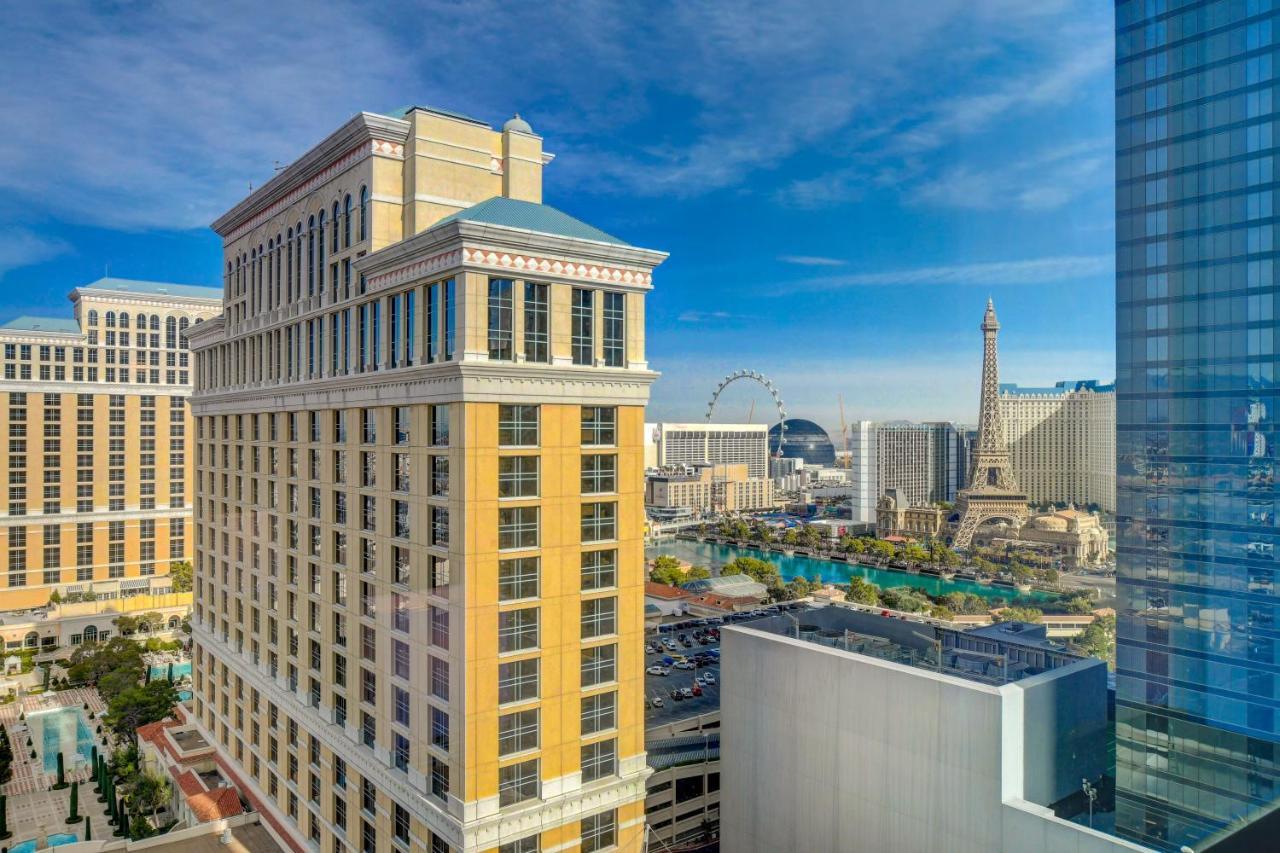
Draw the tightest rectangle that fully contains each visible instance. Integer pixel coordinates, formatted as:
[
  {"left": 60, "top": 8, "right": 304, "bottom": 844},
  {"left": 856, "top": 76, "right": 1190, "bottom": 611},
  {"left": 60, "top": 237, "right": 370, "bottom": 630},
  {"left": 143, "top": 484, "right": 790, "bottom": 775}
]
[{"left": 951, "top": 298, "right": 1027, "bottom": 550}]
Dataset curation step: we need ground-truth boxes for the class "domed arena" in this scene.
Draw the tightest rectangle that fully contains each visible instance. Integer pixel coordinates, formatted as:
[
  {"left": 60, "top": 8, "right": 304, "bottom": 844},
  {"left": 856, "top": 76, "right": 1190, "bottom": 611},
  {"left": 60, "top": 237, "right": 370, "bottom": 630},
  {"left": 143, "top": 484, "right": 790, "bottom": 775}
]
[{"left": 768, "top": 418, "right": 836, "bottom": 466}]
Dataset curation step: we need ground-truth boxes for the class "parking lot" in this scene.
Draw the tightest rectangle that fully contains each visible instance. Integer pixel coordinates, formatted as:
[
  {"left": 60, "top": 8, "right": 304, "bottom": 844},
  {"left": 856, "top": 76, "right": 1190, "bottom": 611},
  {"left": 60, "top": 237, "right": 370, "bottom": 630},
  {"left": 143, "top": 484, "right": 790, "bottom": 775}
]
[{"left": 643, "top": 626, "right": 723, "bottom": 722}]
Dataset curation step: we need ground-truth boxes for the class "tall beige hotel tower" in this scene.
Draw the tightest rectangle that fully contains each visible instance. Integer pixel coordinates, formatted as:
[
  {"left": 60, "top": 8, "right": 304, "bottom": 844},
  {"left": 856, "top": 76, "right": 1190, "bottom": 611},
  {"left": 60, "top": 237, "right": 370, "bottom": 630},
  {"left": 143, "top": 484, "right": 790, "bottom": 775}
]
[{"left": 187, "top": 106, "right": 664, "bottom": 853}]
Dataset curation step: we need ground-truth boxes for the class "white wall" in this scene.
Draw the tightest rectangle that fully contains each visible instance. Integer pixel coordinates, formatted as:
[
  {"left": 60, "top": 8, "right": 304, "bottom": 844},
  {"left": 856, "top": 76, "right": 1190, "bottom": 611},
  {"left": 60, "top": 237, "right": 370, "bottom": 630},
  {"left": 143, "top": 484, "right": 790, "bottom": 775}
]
[{"left": 720, "top": 626, "right": 1149, "bottom": 853}]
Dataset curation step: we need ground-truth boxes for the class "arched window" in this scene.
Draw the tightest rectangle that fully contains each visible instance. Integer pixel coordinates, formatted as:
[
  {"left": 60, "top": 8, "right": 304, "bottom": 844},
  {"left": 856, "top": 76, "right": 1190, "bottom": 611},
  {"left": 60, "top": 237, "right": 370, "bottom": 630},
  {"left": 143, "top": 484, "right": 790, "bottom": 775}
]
[
  {"left": 105, "top": 312, "right": 116, "bottom": 328},
  {"left": 179, "top": 317, "right": 190, "bottom": 349},
  {"left": 343, "top": 194, "right": 352, "bottom": 248},
  {"left": 316, "top": 211, "right": 326, "bottom": 292},
  {"left": 166, "top": 317, "right": 177, "bottom": 348},
  {"left": 119, "top": 312, "right": 129, "bottom": 328},
  {"left": 23, "top": 631, "right": 38, "bottom": 648},
  {"left": 307, "top": 216, "right": 316, "bottom": 297},
  {"left": 286, "top": 227, "right": 294, "bottom": 301},
  {"left": 150, "top": 315, "right": 159, "bottom": 330},
  {"left": 82, "top": 624, "right": 97, "bottom": 643},
  {"left": 135, "top": 313, "right": 146, "bottom": 330},
  {"left": 294, "top": 221, "right": 303, "bottom": 301},
  {"left": 87, "top": 310, "right": 98, "bottom": 326},
  {"left": 359, "top": 186, "right": 368, "bottom": 241},
  {"left": 331, "top": 201, "right": 340, "bottom": 253},
  {"left": 168, "top": 616, "right": 180, "bottom": 628}
]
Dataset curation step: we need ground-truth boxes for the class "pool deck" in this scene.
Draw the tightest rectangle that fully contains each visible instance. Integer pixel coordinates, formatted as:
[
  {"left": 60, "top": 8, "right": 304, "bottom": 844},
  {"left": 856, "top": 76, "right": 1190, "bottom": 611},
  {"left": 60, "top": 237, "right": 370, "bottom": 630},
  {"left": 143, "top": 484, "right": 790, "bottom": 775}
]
[
  {"left": 4, "top": 784, "right": 111, "bottom": 852},
  {"left": 0, "top": 687, "right": 108, "bottom": 796}
]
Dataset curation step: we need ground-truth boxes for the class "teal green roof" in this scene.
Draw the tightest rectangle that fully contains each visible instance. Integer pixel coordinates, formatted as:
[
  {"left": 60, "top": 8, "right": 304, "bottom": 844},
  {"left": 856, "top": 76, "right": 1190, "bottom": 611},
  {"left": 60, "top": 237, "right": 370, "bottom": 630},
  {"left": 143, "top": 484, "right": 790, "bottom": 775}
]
[
  {"left": 384, "top": 105, "right": 489, "bottom": 127},
  {"left": 1, "top": 316, "right": 80, "bottom": 333},
  {"left": 435, "top": 197, "right": 630, "bottom": 247},
  {"left": 80, "top": 278, "right": 222, "bottom": 299}
]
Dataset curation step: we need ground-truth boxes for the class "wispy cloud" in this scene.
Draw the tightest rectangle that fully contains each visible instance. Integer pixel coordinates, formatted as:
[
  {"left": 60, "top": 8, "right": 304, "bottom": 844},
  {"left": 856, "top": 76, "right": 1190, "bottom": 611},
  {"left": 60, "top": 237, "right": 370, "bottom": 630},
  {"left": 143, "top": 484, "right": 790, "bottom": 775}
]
[
  {"left": 910, "top": 137, "right": 1112, "bottom": 211},
  {"left": 785, "top": 254, "right": 1112, "bottom": 292},
  {"left": 676, "top": 310, "right": 754, "bottom": 324},
  {"left": 0, "top": 230, "right": 71, "bottom": 278},
  {"left": 778, "top": 255, "right": 847, "bottom": 267}
]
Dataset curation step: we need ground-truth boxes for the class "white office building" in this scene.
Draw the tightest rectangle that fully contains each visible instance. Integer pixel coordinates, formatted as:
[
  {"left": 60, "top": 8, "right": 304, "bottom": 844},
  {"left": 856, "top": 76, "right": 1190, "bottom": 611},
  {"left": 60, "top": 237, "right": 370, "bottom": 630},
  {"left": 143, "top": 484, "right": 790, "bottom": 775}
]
[
  {"left": 646, "top": 422, "right": 770, "bottom": 479},
  {"left": 847, "top": 420, "right": 968, "bottom": 523}
]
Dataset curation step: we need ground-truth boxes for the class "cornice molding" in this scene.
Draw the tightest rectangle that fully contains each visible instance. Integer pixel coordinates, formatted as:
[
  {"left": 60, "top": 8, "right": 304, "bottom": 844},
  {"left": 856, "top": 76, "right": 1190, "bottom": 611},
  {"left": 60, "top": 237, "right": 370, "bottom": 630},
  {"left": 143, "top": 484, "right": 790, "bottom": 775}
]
[
  {"left": 69, "top": 289, "right": 222, "bottom": 310},
  {"left": 188, "top": 361, "right": 657, "bottom": 416},
  {"left": 213, "top": 112, "right": 410, "bottom": 241}
]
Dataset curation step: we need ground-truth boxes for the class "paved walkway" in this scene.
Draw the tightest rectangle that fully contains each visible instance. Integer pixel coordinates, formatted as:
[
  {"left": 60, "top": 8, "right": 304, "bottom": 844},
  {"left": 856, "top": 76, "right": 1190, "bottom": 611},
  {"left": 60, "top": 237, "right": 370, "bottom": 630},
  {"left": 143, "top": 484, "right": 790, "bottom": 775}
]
[
  {"left": 0, "top": 687, "right": 109, "bottom": 796},
  {"left": 5, "top": 778, "right": 113, "bottom": 848}
]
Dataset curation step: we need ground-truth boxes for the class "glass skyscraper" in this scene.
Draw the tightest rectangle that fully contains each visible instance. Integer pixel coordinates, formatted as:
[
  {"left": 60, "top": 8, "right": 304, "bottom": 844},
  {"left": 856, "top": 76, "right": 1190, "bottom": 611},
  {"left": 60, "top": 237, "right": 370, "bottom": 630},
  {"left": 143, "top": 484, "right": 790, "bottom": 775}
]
[{"left": 1116, "top": 0, "right": 1280, "bottom": 848}]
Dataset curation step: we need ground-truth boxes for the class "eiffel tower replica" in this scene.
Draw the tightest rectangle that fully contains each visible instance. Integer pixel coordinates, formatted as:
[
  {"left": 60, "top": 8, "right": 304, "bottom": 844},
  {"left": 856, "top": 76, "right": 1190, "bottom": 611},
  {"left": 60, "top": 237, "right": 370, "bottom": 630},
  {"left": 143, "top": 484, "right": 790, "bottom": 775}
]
[{"left": 952, "top": 299, "right": 1028, "bottom": 550}]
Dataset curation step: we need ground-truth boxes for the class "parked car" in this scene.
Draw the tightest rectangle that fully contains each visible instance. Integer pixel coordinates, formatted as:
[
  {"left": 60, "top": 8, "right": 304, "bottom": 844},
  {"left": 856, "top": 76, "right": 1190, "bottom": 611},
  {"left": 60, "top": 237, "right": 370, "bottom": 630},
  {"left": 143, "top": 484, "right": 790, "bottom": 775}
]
[
  {"left": 694, "top": 675, "right": 706, "bottom": 687},
  {"left": 669, "top": 689, "right": 684, "bottom": 701},
  {"left": 702, "top": 672, "right": 716, "bottom": 684},
  {"left": 681, "top": 687, "right": 694, "bottom": 699},
  {"left": 646, "top": 666, "right": 670, "bottom": 676},
  {"left": 691, "top": 684, "right": 703, "bottom": 696},
  {"left": 651, "top": 695, "right": 664, "bottom": 708},
  {"left": 674, "top": 661, "right": 695, "bottom": 670}
]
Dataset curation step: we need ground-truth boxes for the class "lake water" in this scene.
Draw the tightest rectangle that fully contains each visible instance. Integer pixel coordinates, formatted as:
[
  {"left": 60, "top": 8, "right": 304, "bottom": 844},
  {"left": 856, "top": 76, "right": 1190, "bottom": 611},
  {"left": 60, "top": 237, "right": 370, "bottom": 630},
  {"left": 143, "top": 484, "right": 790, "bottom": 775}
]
[{"left": 647, "top": 540, "right": 1056, "bottom": 602}]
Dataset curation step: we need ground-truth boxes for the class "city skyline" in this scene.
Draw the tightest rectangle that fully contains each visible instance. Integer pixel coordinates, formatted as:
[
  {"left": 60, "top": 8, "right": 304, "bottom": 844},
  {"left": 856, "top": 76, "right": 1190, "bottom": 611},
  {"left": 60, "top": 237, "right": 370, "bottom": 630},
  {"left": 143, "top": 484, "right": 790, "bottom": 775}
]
[{"left": 0, "top": 1, "right": 1115, "bottom": 428}]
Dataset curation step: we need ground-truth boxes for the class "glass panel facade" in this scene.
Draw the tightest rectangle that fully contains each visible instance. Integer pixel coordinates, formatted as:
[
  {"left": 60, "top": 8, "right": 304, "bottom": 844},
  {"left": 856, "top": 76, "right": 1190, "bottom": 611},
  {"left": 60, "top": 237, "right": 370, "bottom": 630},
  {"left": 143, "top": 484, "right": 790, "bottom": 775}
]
[{"left": 1116, "top": 2, "right": 1280, "bottom": 848}]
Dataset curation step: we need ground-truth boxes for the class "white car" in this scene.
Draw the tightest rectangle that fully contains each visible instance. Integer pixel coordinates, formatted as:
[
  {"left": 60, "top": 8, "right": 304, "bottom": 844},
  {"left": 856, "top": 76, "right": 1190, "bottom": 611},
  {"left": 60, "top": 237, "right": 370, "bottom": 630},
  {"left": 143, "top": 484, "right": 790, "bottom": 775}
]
[
  {"left": 646, "top": 665, "right": 670, "bottom": 676},
  {"left": 651, "top": 696, "right": 664, "bottom": 707},
  {"left": 674, "top": 661, "right": 696, "bottom": 670},
  {"left": 702, "top": 672, "right": 716, "bottom": 684},
  {"left": 694, "top": 676, "right": 706, "bottom": 687}
]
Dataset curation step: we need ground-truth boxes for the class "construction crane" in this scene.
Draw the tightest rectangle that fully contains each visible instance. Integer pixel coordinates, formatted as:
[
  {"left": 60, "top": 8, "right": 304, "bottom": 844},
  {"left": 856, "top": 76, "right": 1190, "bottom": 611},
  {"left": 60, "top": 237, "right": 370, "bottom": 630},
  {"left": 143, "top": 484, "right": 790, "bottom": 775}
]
[
  {"left": 746, "top": 399, "right": 756, "bottom": 423},
  {"left": 838, "top": 394, "right": 851, "bottom": 468}
]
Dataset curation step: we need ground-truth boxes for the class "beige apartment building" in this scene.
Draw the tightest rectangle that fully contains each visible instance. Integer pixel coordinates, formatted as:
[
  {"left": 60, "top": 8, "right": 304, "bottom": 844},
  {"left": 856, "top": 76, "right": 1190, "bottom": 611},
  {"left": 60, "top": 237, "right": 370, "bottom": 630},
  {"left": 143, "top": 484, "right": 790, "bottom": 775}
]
[
  {"left": 998, "top": 380, "right": 1116, "bottom": 514},
  {"left": 187, "top": 106, "right": 664, "bottom": 853},
  {"left": 0, "top": 279, "right": 220, "bottom": 652},
  {"left": 645, "top": 463, "right": 774, "bottom": 513}
]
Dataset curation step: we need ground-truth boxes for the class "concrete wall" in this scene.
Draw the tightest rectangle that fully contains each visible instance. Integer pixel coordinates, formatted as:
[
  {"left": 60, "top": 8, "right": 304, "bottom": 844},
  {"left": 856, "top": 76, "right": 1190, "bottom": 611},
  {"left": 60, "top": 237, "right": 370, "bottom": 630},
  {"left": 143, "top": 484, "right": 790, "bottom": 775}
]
[
  {"left": 1016, "top": 658, "right": 1109, "bottom": 808},
  {"left": 721, "top": 625, "right": 1147, "bottom": 853}
]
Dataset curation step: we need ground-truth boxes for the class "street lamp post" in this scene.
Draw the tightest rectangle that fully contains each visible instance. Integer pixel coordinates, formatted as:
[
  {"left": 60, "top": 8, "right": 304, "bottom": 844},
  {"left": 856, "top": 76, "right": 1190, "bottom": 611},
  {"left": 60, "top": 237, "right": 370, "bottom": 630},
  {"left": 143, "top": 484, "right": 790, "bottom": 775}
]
[{"left": 1081, "top": 778, "right": 1098, "bottom": 829}]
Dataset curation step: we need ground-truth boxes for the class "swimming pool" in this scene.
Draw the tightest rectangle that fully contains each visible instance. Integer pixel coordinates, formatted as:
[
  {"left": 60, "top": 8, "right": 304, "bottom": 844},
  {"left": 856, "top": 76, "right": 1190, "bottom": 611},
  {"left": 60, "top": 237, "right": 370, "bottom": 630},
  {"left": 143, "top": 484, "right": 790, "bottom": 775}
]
[
  {"left": 33, "top": 707, "right": 95, "bottom": 774},
  {"left": 10, "top": 833, "right": 78, "bottom": 852},
  {"left": 149, "top": 660, "right": 192, "bottom": 681}
]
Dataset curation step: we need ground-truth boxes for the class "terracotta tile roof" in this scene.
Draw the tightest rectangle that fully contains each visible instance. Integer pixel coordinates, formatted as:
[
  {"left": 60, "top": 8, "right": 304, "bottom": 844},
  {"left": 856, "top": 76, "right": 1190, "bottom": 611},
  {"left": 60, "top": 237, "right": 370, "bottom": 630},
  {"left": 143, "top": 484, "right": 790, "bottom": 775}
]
[
  {"left": 171, "top": 768, "right": 204, "bottom": 798},
  {"left": 686, "top": 593, "right": 755, "bottom": 611},
  {"left": 645, "top": 582, "right": 693, "bottom": 600},
  {"left": 137, "top": 718, "right": 180, "bottom": 745},
  {"left": 189, "top": 787, "right": 244, "bottom": 822}
]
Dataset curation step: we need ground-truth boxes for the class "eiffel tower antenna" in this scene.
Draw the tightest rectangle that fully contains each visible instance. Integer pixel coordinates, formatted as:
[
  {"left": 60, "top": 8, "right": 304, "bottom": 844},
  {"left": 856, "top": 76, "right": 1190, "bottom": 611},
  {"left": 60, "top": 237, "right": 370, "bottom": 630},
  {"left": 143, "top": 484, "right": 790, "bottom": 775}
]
[{"left": 952, "top": 298, "right": 1028, "bottom": 550}]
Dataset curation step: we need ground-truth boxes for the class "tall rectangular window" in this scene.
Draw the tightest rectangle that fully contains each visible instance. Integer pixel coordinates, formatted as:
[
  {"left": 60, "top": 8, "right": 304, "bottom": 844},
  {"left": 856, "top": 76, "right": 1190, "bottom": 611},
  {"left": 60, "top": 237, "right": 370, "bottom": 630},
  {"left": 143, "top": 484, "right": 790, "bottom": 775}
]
[
  {"left": 498, "top": 607, "right": 539, "bottom": 653},
  {"left": 370, "top": 300, "right": 380, "bottom": 370},
  {"left": 403, "top": 288, "right": 415, "bottom": 367},
  {"left": 389, "top": 293, "right": 401, "bottom": 369},
  {"left": 572, "top": 288, "right": 594, "bottom": 365},
  {"left": 581, "top": 643, "right": 616, "bottom": 687},
  {"left": 443, "top": 278, "right": 456, "bottom": 360},
  {"left": 523, "top": 282, "right": 549, "bottom": 363},
  {"left": 426, "top": 281, "right": 439, "bottom": 363},
  {"left": 581, "top": 597, "right": 617, "bottom": 639},
  {"left": 581, "top": 502, "right": 617, "bottom": 543},
  {"left": 488, "top": 278, "right": 514, "bottom": 361},
  {"left": 498, "top": 657, "right": 539, "bottom": 704},
  {"left": 498, "top": 759, "right": 538, "bottom": 807},
  {"left": 603, "top": 291, "right": 625, "bottom": 367},
  {"left": 498, "top": 709, "right": 539, "bottom": 756},
  {"left": 581, "top": 454, "right": 616, "bottom": 494},
  {"left": 498, "top": 506, "right": 539, "bottom": 550}
]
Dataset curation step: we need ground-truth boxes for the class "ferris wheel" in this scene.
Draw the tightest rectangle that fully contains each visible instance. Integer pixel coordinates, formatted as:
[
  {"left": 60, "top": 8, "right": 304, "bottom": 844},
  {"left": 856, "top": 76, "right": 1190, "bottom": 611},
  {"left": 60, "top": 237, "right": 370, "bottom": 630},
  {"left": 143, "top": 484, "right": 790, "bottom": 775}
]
[{"left": 704, "top": 369, "right": 787, "bottom": 456}]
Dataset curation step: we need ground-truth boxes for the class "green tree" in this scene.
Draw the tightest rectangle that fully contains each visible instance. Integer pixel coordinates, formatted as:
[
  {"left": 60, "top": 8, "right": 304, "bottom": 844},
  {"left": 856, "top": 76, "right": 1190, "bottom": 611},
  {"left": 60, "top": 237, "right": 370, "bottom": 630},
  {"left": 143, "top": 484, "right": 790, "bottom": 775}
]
[
  {"left": 722, "top": 556, "right": 780, "bottom": 586},
  {"left": 929, "top": 604, "right": 955, "bottom": 620},
  {"left": 1071, "top": 615, "right": 1116, "bottom": 668},
  {"left": 786, "top": 576, "right": 813, "bottom": 598},
  {"left": 113, "top": 615, "right": 139, "bottom": 636},
  {"left": 902, "top": 543, "right": 929, "bottom": 563},
  {"left": 66, "top": 780, "right": 82, "bottom": 824},
  {"left": 868, "top": 540, "right": 895, "bottom": 560},
  {"left": 105, "top": 681, "right": 179, "bottom": 743},
  {"left": 649, "top": 558, "right": 684, "bottom": 587},
  {"left": 168, "top": 561, "right": 193, "bottom": 593},
  {"left": 127, "top": 771, "right": 169, "bottom": 823},
  {"left": 782, "top": 529, "right": 800, "bottom": 547},
  {"left": 879, "top": 587, "right": 929, "bottom": 612},
  {"left": 685, "top": 565, "right": 711, "bottom": 581},
  {"left": 846, "top": 577, "right": 880, "bottom": 605},
  {"left": 1064, "top": 594, "right": 1096, "bottom": 614},
  {"left": 994, "top": 606, "right": 1043, "bottom": 623},
  {"left": 652, "top": 555, "right": 681, "bottom": 573}
]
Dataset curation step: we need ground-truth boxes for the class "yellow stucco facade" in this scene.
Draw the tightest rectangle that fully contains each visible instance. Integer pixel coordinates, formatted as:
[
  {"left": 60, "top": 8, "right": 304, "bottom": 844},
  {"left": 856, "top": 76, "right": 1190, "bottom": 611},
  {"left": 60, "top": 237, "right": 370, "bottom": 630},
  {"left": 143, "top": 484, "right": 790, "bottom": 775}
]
[
  {"left": 0, "top": 281, "right": 220, "bottom": 649},
  {"left": 189, "top": 107, "right": 664, "bottom": 853}
]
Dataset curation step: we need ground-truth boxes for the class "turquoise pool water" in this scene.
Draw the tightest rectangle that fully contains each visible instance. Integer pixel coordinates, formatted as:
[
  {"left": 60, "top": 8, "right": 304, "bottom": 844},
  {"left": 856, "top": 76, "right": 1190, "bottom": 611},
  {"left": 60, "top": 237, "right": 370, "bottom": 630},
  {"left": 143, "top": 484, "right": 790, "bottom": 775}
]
[
  {"left": 11, "top": 833, "right": 78, "bottom": 852},
  {"left": 647, "top": 540, "right": 1057, "bottom": 602},
  {"left": 149, "top": 660, "right": 192, "bottom": 680},
  {"left": 34, "top": 707, "right": 95, "bottom": 774}
]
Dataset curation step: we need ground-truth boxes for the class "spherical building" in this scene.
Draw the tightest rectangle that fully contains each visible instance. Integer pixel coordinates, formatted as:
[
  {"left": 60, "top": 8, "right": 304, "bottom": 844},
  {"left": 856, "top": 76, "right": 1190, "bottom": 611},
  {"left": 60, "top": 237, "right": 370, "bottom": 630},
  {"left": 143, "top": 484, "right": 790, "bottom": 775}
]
[{"left": 768, "top": 418, "right": 836, "bottom": 466}]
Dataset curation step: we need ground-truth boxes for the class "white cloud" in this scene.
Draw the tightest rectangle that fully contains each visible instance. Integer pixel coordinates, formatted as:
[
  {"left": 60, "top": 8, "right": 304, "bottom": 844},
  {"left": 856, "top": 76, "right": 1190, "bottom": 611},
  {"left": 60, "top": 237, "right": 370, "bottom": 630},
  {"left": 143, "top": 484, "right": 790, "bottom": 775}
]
[
  {"left": 0, "top": 230, "right": 71, "bottom": 277},
  {"left": 910, "top": 137, "right": 1112, "bottom": 211},
  {"left": 778, "top": 255, "right": 847, "bottom": 267},
  {"left": 785, "top": 254, "right": 1112, "bottom": 292}
]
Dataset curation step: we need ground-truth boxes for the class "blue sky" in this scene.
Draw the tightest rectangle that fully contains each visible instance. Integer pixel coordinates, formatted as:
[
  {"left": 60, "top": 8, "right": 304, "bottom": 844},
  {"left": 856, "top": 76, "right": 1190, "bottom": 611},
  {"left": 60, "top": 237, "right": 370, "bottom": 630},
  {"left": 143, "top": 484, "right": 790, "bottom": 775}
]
[{"left": 0, "top": 0, "right": 1114, "bottom": 433}]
